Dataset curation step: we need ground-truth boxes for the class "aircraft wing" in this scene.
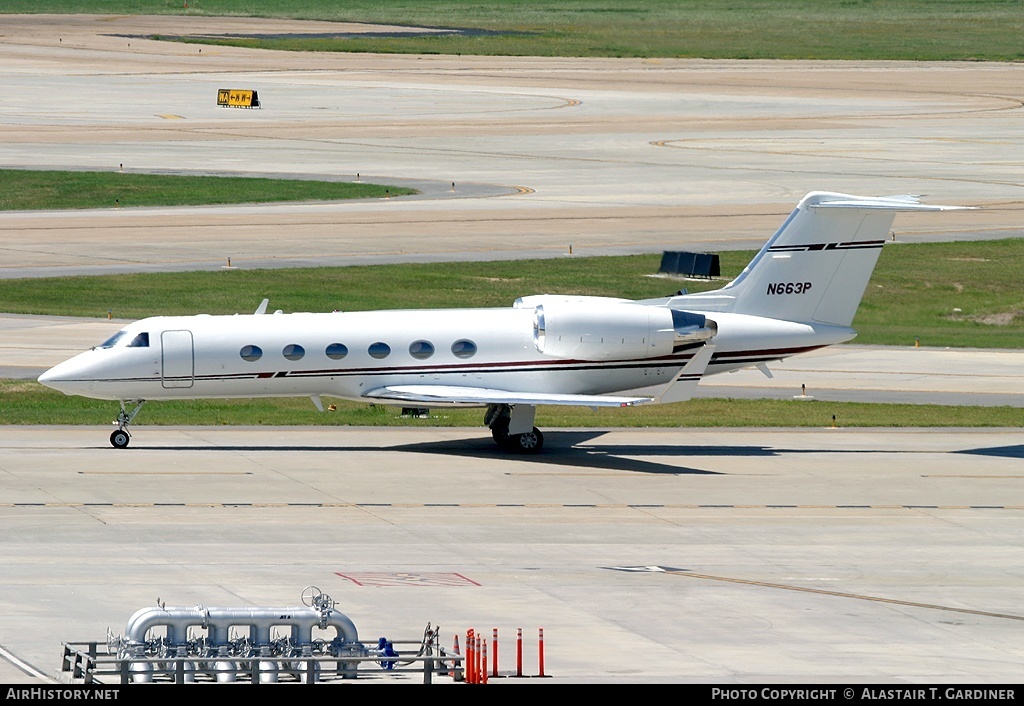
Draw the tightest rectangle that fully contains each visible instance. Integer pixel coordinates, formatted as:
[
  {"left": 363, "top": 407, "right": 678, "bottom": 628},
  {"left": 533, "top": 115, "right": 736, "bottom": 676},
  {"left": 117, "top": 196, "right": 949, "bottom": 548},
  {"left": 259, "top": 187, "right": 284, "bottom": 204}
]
[
  {"left": 364, "top": 344, "right": 716, "bottom": 409},
  {"left": 363, "top": 385, "right": 651, "bottom": 407}
]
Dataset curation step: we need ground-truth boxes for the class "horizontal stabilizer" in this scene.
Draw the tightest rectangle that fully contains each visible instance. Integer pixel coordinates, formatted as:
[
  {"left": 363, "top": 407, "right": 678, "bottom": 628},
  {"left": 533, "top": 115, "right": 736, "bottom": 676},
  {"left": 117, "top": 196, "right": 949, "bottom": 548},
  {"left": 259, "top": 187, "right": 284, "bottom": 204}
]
[
  {"left": 810, "top": 194, "right": 971, "bottom": 211},
  {"left": 364, "top": 384, "right": 651, "bottom": 408}
]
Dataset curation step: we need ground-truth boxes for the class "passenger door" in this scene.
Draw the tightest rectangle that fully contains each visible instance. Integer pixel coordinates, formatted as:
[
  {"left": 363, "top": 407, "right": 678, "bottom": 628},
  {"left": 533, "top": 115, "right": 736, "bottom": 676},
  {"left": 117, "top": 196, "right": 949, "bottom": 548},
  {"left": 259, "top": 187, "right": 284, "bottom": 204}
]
[{"left": 161, "top": 330, "right": 194, "bottom": 389}]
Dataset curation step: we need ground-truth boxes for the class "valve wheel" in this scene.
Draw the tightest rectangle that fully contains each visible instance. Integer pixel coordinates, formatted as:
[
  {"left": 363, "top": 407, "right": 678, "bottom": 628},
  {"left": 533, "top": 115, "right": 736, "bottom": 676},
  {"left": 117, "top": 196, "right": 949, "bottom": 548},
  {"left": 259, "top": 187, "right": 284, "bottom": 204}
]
[{"left": 300, "top": 585, "right": 322, "bottom": 607}]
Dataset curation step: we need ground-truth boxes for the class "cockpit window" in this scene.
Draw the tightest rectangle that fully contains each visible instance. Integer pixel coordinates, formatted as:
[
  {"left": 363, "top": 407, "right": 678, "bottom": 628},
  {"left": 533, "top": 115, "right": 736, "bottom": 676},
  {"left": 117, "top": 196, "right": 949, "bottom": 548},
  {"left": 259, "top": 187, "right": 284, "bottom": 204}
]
[
  {"left": 98, "top": 331, "right": 127, "bottom": 349},
  {"left": 128, "top": 332, "right": 150, "bottom": 348}
]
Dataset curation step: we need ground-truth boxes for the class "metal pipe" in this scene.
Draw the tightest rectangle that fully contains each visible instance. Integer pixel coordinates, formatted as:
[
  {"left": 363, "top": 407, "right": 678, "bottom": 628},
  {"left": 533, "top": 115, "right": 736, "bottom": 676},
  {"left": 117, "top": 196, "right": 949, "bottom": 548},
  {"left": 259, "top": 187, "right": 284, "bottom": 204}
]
[
  {"left": 125, "top": 605, "right": 359, "bottom": 647},
  {"left": 119, "top": 594, "right": 364, "bottom": 682}
]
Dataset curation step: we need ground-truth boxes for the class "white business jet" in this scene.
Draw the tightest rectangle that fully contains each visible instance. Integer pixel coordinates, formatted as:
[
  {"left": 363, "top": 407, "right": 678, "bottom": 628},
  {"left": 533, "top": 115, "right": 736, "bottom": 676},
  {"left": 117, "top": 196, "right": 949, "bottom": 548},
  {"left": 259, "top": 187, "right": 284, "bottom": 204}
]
[{"left": 38, "top": 191, "right": 966, "bottom": 453}]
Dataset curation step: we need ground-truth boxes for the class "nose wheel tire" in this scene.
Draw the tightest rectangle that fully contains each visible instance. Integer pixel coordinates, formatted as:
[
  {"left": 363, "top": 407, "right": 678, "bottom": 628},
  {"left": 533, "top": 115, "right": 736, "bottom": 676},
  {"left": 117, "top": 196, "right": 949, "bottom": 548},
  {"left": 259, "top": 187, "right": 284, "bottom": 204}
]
[{"left": 110, "top": 429, "right": 130, "bottom": 449}]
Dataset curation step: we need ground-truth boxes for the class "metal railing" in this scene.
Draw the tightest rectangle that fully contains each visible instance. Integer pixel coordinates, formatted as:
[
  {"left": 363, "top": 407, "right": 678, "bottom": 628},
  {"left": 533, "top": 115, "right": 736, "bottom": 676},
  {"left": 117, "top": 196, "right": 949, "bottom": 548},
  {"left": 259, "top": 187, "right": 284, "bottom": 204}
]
[{"left": 61, "top": 639, "right": 464, "bottom": 685}]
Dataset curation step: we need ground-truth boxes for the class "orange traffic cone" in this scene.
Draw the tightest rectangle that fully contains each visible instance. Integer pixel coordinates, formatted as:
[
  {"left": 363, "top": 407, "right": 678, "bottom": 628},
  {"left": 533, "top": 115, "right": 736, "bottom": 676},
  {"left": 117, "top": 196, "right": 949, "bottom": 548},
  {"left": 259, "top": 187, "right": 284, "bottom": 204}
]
[{"left": 451, "top": 635, "right": 461, "bottom": 679}]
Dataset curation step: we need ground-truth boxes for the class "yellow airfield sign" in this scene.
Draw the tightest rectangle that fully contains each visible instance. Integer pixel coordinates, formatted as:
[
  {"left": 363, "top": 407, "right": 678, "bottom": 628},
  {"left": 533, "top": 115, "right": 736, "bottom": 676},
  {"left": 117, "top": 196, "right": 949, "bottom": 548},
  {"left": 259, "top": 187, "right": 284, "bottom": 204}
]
[{"left": 217, "top": 89, "right": 260, "bottom": 108}]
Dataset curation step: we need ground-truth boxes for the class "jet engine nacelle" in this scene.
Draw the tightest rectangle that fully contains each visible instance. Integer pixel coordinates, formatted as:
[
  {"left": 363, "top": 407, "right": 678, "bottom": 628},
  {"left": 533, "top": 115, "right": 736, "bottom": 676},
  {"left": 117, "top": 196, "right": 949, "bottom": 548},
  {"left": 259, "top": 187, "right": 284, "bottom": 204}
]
[{"left": 515, "top": 295, "right": 715, "bottom": 361}]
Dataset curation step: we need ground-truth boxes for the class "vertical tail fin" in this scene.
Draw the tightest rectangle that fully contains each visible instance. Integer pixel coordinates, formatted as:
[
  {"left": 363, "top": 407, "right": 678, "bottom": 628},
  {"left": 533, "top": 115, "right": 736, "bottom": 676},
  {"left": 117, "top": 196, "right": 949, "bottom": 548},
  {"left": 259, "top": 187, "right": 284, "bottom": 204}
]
[{"left": 671, "top": 192, "right": 969, "bottom": 326}]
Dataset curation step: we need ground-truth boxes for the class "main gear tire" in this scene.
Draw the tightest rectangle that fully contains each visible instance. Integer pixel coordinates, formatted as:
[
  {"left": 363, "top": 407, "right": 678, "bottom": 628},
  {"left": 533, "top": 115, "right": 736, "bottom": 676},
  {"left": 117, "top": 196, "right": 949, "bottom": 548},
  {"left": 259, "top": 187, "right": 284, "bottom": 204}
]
[{"left": 511, "top": 427, "right": 544, "bottom": 454}]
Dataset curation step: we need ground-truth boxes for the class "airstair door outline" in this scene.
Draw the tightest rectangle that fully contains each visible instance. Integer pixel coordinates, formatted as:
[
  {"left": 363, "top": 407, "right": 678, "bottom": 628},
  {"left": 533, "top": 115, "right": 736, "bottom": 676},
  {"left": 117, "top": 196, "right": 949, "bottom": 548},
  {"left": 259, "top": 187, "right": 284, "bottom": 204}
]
[{"left": 161, "top": 330, "right": 194, "bottom": 389}]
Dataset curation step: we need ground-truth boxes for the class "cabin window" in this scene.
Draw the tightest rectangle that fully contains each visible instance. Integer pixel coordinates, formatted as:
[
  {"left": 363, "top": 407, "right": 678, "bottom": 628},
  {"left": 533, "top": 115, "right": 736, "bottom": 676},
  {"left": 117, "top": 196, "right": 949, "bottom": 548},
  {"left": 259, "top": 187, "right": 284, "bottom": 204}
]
[
  {"left": 409, "top": 340, "right": 435, "bottom": 360},
  {"left": 128, "top": 332, "right": 150, "bottom": 348},
  {"left": 326, "top": 343, "right": 348, "bottom": 360},
  {"left": 240, "top": 345, "right": 263, "bottom": 362},
  {"left": 98, "top": 331, "right": 127, "bottom": 349},
  {"left": 368, "top": 342, "right": 391, "bottom": 359},
  {"left": 283, "top": 344, "right": 305, "bottom": 361},
  {"left": 451, "top": 339, "right": 477, "bottom": 359}
]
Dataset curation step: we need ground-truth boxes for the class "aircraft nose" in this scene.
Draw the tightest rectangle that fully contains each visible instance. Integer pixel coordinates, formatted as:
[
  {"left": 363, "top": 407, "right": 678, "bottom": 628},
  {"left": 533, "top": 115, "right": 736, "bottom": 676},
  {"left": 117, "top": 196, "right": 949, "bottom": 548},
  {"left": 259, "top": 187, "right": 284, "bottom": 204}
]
[
  {"left": 37, "top": 365, "right": 60, "bottom": 386},
  {"left": 37, "top": 358, "right": 87, "bottom": 395}
]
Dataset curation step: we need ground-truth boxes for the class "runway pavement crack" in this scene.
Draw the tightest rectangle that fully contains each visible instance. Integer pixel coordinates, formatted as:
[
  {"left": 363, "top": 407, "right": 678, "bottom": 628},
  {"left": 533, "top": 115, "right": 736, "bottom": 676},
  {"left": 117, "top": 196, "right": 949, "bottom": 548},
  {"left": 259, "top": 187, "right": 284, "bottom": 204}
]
[{"left": 668, "top": 569, "right": 1024, "bottom": 623}]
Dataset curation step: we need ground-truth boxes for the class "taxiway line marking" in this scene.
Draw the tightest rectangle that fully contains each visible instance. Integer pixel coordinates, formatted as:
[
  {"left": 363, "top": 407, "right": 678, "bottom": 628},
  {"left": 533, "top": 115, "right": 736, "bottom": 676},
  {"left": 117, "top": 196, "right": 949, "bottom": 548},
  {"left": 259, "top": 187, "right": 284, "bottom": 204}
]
[{"left": 0, "top": 642, "right": 53, "bottom": 682}]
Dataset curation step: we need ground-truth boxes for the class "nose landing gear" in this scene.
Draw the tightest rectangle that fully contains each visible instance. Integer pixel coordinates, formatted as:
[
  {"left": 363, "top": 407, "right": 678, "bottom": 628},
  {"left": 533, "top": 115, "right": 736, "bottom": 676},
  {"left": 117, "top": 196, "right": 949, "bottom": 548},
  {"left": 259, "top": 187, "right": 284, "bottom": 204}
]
[{"left": 110, "top": 399, "right": 145, "bottom": 448}]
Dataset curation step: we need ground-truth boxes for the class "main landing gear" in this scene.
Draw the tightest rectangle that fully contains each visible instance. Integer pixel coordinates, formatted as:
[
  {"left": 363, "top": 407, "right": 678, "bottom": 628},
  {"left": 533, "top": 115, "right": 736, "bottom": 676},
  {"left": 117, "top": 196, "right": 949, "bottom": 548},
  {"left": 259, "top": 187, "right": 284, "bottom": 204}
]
[
  {"left": 485, "top": 403, "right": 544, "bottom": 454},
  {"left": 110, "top": 399, "right": 145, "bottom": 449}
]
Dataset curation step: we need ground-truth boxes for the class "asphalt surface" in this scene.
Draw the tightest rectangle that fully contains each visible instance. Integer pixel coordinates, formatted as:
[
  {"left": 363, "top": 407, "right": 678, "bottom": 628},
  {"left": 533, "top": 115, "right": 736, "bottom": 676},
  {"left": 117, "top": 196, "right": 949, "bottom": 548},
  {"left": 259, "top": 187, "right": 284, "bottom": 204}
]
[{"left": 2, "top": 425, "right": 1024, "bottom": 685}]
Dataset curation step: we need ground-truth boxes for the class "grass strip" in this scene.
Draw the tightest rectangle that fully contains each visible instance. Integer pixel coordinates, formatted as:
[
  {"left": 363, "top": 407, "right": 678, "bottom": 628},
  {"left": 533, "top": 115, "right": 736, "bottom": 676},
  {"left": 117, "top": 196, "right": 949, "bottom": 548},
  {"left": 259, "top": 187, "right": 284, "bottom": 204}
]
[
  {"left": 0, "top": 240, "right": 1021, "bottom": 350},
  {"left": 0, "top": 170, "right": 414, "bottom": 211},
  {"left": 7, "top": 1, "right": 1024, "bottom": 61},
  {"left": 2, "top": 379, "right": 1020, "bottom": 428}
]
